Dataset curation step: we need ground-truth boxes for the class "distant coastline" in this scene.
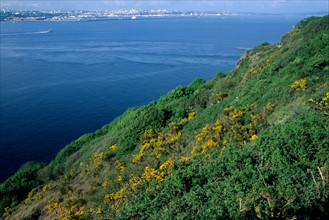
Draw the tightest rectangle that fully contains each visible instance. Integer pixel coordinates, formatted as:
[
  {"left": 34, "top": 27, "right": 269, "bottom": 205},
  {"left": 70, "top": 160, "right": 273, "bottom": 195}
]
[{"left": 1, "top": 9, "right": 327, "bottom": 22}]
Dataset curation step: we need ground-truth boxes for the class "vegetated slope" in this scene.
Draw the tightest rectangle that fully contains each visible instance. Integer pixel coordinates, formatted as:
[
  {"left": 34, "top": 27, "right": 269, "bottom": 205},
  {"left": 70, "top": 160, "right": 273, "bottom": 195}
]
[{"left": 1, "top": 15, "right": 328, "bottom": 219}]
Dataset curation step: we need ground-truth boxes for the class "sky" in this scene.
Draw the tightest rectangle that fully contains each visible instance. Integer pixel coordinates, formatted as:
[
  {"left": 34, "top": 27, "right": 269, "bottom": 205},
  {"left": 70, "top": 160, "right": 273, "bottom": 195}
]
[{"left": 0, "top": 0, "right": 328, "bottom": 14}]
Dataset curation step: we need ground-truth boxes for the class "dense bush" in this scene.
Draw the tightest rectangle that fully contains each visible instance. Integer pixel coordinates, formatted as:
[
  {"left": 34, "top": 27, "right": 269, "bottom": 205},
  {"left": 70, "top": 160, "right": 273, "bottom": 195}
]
[
  {"left": 0, "top": 162, "right": 45, "bottom": 215},
  {"left": 116, "top": 112, "right": 329, "bottom": 219}
]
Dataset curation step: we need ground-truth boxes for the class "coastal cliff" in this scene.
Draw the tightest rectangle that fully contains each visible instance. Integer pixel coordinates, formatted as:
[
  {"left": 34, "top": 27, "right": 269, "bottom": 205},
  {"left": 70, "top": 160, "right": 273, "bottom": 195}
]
[{"left": 1, "top": 15, "right": 328, "bottom": 219}]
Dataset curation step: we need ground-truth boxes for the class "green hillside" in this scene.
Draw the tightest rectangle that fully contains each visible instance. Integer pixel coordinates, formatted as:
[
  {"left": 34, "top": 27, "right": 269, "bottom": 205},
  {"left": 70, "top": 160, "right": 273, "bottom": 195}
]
[{"left": 1, "top": 15, "right": 328, "bottom": 219}]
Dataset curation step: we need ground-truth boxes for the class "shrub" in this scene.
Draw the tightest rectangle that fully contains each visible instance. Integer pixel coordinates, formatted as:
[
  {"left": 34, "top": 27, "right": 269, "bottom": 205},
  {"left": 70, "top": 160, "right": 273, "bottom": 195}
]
[{"left": 0, "top": 162, "right": 45, "bottom": 215}]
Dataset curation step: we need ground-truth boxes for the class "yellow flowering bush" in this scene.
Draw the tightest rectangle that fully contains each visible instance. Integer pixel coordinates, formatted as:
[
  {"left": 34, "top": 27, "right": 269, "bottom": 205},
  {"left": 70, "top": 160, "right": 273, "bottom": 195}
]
[
  {"left": 45, "top": 198, "right": 60, "bottom": 214},
  {"left": 24, "top": 187, "right": 38, "bottom": 204},
  {"left": 59, "top": 205, "right": 84, "bottom": 220},
  {"left": 309, "top": 91, "right": 329, "bottom": 116},
  {"left": 188, "top": 112, "right": 196, "bottom": 120},
  {"left": 109, "top": 144, "right": 117, "bottom": 151},
  {"left": 45, "top": 195, "right": 85, "bottom": 220},
  {"left": 142, "top": 167, "right": 159, "bottom": 182},
  {"left": 115, "top": 160, "right": 125, "bottom": 172},
  {"left": 169, "top": 112, "right": 196, "bottom": 133},
  {"left": 4, "top": 207, "right": 13, "bottom": 215},
  {"left": 195, "top": 120, "right": 224, "bottom": 154},
  {"left": 102, "top": 180, "right": 109, "bottom": 189},
  {"left": 193, "top": 106, "right": 260, "bottom": 156},
  {"left": 129, "top": 175, "right": 143, "bottom": 190},
  {"left": 250, "top": 134, "right": 258, "bottom": 141},
  {"left": 215, "top": 93, "right": 228, "bottom": 102},
  {"left": 290, "top": 78, "right": 307, "bottom": 91},
  {"left": 36, "top": 192, "right": 43, "bottom": 201},
  {"left": 141, "top": 159, "right": 175, "bottom": 182},
  {"left": 133, "top": 116, "right": 188, "bottom": 162},
  {"left": 105, "top": 159, "right": 175, "bottom": 210},
  {"left": 221, "top": 106, "right": 258, "bottom": 143},
  {"left": 117, "top": 175, "right": 123, "bottom": 183},
  {"left": 179, "top": 157, "right": 191, "bottom": 163},
  {"left": 92, "top": 152, "right": 107, "bottom": 169},
  {"left": 246, "top": 54, "right": 277, "bottom": 76},
  {"left": 248, "top": 65, "right": 262, "bottom": 75},
  {"left": 96, "top": 207, "right": 103, "bottom": 215}
]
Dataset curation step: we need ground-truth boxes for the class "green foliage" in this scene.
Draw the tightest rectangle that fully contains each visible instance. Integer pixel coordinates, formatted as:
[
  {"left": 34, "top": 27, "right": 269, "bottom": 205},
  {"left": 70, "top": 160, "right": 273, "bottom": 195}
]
[
  {"left": 159, "top": 85, "right": 186, "bottom": 103},
  {"left": 184, "top": 87, "right": 211, "bottom": 110},
  {"left": 185, "top": 78, "right": 206, "bottom": 94},
  {"left": 116, "top": 112, "right": 329, "bottom": 219},
  {"left": 0, "top": 162, "right": 45, "bottom": 215},
  {"left": 115, "top": 104, "right": 171, "bottom": 155},
  {"left": 256, "top": 41, "right": 270, "bottom": 48}
]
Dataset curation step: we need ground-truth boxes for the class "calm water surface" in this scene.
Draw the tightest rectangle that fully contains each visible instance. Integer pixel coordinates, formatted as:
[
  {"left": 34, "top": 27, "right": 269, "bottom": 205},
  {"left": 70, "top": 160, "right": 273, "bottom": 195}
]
[{"left": 0, "top": 16, "right": 301, "bottom": 182}]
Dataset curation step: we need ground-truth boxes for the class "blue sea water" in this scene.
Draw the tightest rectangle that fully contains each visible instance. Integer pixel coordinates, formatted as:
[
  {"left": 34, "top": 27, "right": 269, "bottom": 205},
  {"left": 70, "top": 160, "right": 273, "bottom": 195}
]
[{"left": 0, "top": 16, "right": 301, "bottom": 182}]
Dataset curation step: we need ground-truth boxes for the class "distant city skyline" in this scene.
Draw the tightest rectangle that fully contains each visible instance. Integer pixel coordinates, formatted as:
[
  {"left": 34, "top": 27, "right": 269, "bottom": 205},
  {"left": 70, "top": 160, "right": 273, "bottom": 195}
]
[{"left": 1, "top": 0, "right": 328, "bottom": 14}]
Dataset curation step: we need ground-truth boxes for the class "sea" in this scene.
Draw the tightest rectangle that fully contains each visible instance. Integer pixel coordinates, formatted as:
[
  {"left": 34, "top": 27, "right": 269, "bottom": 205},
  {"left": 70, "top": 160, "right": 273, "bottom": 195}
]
[{"left": 0, "top": 15, "right": 302, "bottom": 182}]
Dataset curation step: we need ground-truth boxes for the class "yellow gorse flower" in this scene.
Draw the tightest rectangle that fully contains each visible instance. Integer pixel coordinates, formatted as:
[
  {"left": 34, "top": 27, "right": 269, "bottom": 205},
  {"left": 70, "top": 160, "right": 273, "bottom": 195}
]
[
  {"left": 250, "top": 134, "right": 258, "bottom": 141},
  {"left": 109, "top": 144, "right": 117, "bottom": 150},
  {"left": 290, "top": 78, "right": 307, "bottom": 91},
  {"left": 117, "top": 175, "right": 123, "bottom": 183}
]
